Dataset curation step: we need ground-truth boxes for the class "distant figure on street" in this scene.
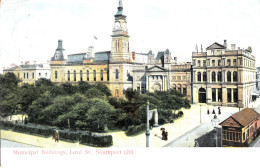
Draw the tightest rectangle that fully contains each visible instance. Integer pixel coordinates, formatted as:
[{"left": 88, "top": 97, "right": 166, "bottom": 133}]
[
  {"left": 165, "top": 130, "right": 168, "bottom": 141},
  {"left": 212, "top": 108, "right": 215, "bottom": 114},
  {"left": 54, "top": 130, "right": 59, "bottom": 142},
  {"left": 218, "top": 107, "right": 221, "bottom": 115},
  {"left": 161, "top": 129, "right": 166, "bottom": 140},
  {"left": 207, "top": 108, "right": 210, "bottom": 114}
]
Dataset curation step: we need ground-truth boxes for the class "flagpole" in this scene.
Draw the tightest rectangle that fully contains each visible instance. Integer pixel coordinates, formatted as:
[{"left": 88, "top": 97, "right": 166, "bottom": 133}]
[{"left": 146, "top": 101, "right": 150, "bottom": 147}]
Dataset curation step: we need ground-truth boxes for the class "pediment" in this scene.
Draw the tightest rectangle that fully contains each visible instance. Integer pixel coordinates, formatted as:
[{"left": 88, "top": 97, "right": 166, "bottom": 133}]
[
  {"left": 206, "top": 42, "right": 226, "bottom": 50},
  {"left": 147, "top": 65, "right": 166, "bottom": 72},
  {"left": 220, "top": 117, "right": 242, "bottom": 128}
]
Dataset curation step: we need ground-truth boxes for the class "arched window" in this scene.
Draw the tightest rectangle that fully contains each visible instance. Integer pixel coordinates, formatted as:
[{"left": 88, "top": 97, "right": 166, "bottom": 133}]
[
  {"left": 74, "top": 70, "right": 76, "bottom": 81},
  {"left": 101, "top": 70, "right": 103, "bottom": 81},
  {"left": 197, "top": 72, "right": 201, "bottom": 82},
  {"left": 80, "top": 70, "right": 83, "bottom": 81},
  {"left": 203, "top": 72, "right": 207, "bottom": 82},
  {"left": 212, "top": 72, "right": 216, "bottom": 82},
  {"left": 93, "top": 70, "right": 96, "bottom": 81},
  {"left": 68, "top": 71, "right": 70, "bottom": 81},
  {"left": 87, "top": 70, "right": 89, "bottom": 81},
  {"left": 227, "top": 71, "right": 231, "bottom": 82},
  {"left": 233, "top": 71, "right": 238, "bottom": 82},
  {"left": 115, "top": 69, "right": 119, "bottom": 80},
  {"left": 212, "top": 60, "right": 215, "bottom": 67},
  {"left": 217, "top": 72, "right": 222, "bottom": 82}
]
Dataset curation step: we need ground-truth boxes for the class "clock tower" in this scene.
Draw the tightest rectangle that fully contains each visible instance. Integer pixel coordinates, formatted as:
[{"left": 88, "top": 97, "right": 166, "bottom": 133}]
[
  {"left": 110, "top": 0, "right": 132, "bottom": 63},
  {"left": 109, "top": 0, "right": 133, "bottom": 97}
]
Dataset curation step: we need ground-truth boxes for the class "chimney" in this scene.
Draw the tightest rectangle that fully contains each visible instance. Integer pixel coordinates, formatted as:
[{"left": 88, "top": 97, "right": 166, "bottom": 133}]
[
  {"left": 195, "top": 44, "right": 198, "bottom": 53},
  {"left": 25, "top": 61, "right": 30, "bottom": 65},
  {"left": 201, "top": 44, "right": 203, "bottom": 52},
  {"left": 224, "top": 40, "right": 227, "bottom": 48},
  {"left": 174, "top": 57, "right": 177, "bottom": 64},
  {"left": 231, "top": 44, "right": 236, "bottom": 50},
  {"left": 58, "top": 40, "right": 63, "bottom": 49}
]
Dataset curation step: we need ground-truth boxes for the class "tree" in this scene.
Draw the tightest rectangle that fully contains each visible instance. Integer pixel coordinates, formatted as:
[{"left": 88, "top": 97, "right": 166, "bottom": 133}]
[{"left": 85, "top": 87, "right": 106, "bottom": 99}]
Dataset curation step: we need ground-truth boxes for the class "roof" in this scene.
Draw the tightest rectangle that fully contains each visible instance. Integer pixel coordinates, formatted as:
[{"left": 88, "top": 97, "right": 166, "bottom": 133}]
[
  {"left": 94, "top": 51, "right": 110, "bottom": 62},
  {"left": 67, "top": 53, "right": 86, "bottom": 63},
  {"left": 206, "top": 42, "right": 226, "bottom": 50},
  {"left": 220, "top": 108, "right": 260, "bottom": 127},
  {"left": 156, "top": 51, "right": 164, "bottom": 60}
]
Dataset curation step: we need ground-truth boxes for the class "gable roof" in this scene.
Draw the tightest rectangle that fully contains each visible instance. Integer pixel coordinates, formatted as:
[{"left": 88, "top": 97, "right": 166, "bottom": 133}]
[
  {"left": 220, "top": 108, "right": 260, "bottom": 127},
  {"left": 206, "top": 42, "right": 226, "bottom": 50},
  {"left": 147, "top": 65, "right": 167, "bottom": 71}
]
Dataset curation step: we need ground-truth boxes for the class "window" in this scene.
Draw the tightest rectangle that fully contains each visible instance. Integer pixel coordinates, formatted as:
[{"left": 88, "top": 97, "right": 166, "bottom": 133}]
[
  {"left": 18, "top": 73, "right": 20, "bottom": 79},
  {"left": 68, "top": 71, "right": 70, "bottom": 81},
  {"left": 212, "top": 72, "right": 216, "bottom": 82},
  {"left": 203, "top": 72, "right": 207, "bottom": 82},
  {"left": 32, "top": 73, "right": 34, "bottom": 79},
  {"left": 233, "top": 88, "right": 238, "bottom": 102},
  {"left": 227, "top": 59, "right": 231, "bottom": 66},
  {"left": 243, "top": 132, "right": 245, "bottom": 141},
  {"left": 239, "top": 58, "right": 242, "bottom": 65},
  {"left": 207, "top": 59, "right": 210, "bottom": 66},
  {"left": 24, "top": 73, "right": 25, "bottom": 79},
  {"left": 115, "top": 89, "right": 119, "bottom": 97},
  {"left": 218, "top": 88, "right": 222, "bottom": 102},
  {"left": 218, "top": 60, "right": 221, "bottom": 66},
  {"left": 217, "top": 72, "right": 222, "bottom": 82},
  {"left": 183, "top": 88, "right": 187, "bottom": 96},
  {"left": 212, "top": 60, "right": 215, "bottom": 67},
  {"left": 227, "top": 88, "right": 232, "bottom": 102},
  {"left": 87, "top": 70, "right": 89, "bottom": 81},
  {"left": 74, "top": 70, "right": 76, "bottom": 81},
  {"left": 227, "top": 71, "right": 231, "bottom": 82},
  {"left": 203, "top": 60, "right": 206, "bottom": 67},
  {"left": 39, "top": 73, "right": 41, "bottom": 77},
  {"left": 107, "top": 69, "right": 109, "bottom": 81},
  {"left": 193, "top": 59, "right": 196, "bottom": 66},
  {"left": 27, "top": 73, "right": 29, "bottom": 79},
  {"left": 115, "top": 69, "right": 119, "bottom": 80},
  {"left": 233, "top": 59, "right": 237, "bottom": 66},
  {"left": 178, "top": 76, "right": 181, "bottom": 81},
  {"left": 80, "top": 70, "right": 83, "bottom": 81},
  {"left": 198, "top": 60, "right": 201, "bottom": 67},
  {"left": 45, "top": 73, "right": 47, "bottom": 77},
  {"left": 55, "top": 71, "right": 57, "bottom": 79},
  {"left": 197, "top": 72, "right": 201, "bottom": 82},
  {"left": 233, "top": 71, "right": 238, "bottom": 82},
  {"left": 101, "top": 70, "right": 103, "bottom": 81},
  {"left": 172, "top": 76, "right": 176, "bottom": 80},
  {"left": 178, "top": 86, "right": 181, "bottom": 93},
  {"left": 212, "top": 88, "right": 216, "bottom": 102},
  {"left": 93, "top": 70, "right": 96, "bottom": 81}
]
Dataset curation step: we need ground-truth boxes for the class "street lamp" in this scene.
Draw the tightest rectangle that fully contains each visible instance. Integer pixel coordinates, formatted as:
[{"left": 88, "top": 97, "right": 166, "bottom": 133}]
[{"left": 211, "top": 114, "right": 220, "bottom": 147}]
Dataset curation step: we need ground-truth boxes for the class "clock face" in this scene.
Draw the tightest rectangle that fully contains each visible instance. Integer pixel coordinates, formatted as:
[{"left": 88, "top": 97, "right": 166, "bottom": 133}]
[{"left": 114, "top": 22, "right": 121, "bottom": 30}]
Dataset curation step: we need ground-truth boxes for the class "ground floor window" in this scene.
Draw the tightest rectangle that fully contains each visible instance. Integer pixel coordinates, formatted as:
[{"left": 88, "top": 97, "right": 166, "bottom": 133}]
[
  {"left": 212, "top": 88, "right": 216, "bottom": 102},
  {"left": 183, "top": 88, "right": 187, "bottom": 96},
  {"left": 223, "top": 130, "right": 241, "bottom": 142},
  {"left": 227, "top": 88, "right": 232, "bottom": 102},
  {"left": 233, "top": 88, "right": 238, "bottom": 102},
  {"left": 218, "top": 88, "right": 222, "bottom": 102}
]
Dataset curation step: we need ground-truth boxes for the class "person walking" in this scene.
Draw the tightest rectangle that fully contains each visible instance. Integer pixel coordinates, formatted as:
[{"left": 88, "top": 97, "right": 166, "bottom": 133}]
[
  {"left": 218, "top": 107, "right": 221, "bottom": 115},
  {"left": 165, "top": 130, "right": 168, "bottom": 141},
  {"left": 54, "top": 130, "right": 59, "bottom": 142}
]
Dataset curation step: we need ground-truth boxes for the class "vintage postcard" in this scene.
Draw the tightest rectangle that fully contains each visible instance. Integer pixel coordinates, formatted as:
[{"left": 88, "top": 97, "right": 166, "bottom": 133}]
[{"left": 1, "top": 0, "right": 260, "bottom": 167}]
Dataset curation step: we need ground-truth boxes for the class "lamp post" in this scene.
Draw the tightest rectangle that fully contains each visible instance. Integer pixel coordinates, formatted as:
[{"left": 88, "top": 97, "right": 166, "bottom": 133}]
[
  {"left": 146, "top": 101, "right": 150, "bottom": 147},
  {"left": 211, "top": 114, "right": 220, "bottom": 147}
]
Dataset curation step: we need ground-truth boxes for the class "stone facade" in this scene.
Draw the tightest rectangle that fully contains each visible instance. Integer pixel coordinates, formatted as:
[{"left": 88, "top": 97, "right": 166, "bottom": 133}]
[{"left": 192, "top": 40, "right": 256, "bottom": 108}]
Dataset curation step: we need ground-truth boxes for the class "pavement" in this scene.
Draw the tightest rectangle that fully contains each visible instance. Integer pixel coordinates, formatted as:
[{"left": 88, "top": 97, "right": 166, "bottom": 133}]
[{"left": 2, "top": 98, "right": 260, "bottom": 148}]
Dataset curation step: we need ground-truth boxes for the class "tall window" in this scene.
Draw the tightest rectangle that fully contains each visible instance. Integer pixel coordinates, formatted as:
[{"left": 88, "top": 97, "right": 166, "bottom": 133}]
[
  {"left": 218, "top": 88, "right": 222, "bottom": 102},
  {"left": 101, "top": 70, "right": 103, "bottom": 81},
  {"left": 24, "top": 73, "right": 25, "bottom": 79},
  {"left": 32, "top": 73, "right": 34, "bottom": 79},
  {"left": 212, "top": 88, "right": 216, "bottom": 102},
  {"left": 198, "top": 60, "right": 201, "bottom": 67},
  {"left": 115, "top": 89, "right": 119, "bottom": 97},
  {"left": 227, "top": 59, "right": 231, "bottom": 66},
  {"left": 212, "top": 72, "right": 216, "bottom": 82},
  {"left": 87, "top": 70, "right": 89, "bottom": 81},
  {"left": 27, "top": 73, "right": 29, "bottom": 79},
  {"left": 183, "top": 87, "right": 187, "bottom": 96},
  {"left": 227, "top": 88, "right": 232, "bottom": 102},
  {"left": 203, "top": 60, "right": 206, "bottom": 67},
  {"left": 217, "top": 72, "right": 222, "bottom": 82},
  {"left": 212, "top": 60, "right": 215, "bottom": 67},
  {"left": 233, "top": 88, "right": 238, "bottom": 102},
  {"left": 107, "top": 69, "right": 109, "bottom": 81},
  {"left": 80, "top": 70, "right": 83, "bottom": 81},
  {"left": 94, "top": 70, "right": 96, "bottom": 81},
  {"left": 239, "top": 58, "right": 243, "bottom": 65},
  {"left": 55, "top": 71, "right": 57, "bottom": 79},
  {"left": 68, "top": 71, "right": 70, "bottom": 81},
  {"left": 218, "top": 60, "right": 221, "bottom": 66},
  {"left": 197, "top": 72, "right": 201, "bottom": 82},
  {"left": 193, "top": 59, "right": 196, "bottom": 66},
  {"left": 227, "top": 71, "right": 231, "bottom": 82},
  {"left": 233, "top": 71, "right": 238, "bottom": 82},
  {"left": 178, "top": 85, "right": 181, "bottom": 93},
  {"left": 115, "top": 69, "right": 119, "bottom": 80},
  {"left": 74, "top": 70, "right": 76, "bottom": 81},
  {"left": 18, "top": 73, "right": 20, "bottom": 79},
  {"left": 203, "top": 72, "right": 207, "bottom": 82},
  {"left": 233, "top": 59, "right": 237, "bottom": 66}
]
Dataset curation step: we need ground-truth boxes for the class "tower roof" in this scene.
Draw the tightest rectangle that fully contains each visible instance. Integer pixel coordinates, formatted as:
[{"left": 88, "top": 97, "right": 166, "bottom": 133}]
[{"left": 115, "top": 0, "right": 125, "bottom": 16}]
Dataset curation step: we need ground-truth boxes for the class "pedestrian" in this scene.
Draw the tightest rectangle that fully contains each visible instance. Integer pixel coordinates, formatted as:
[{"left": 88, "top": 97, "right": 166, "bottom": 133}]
[
  {"left": 212, "top": 108, "right": 215, "bottom": 114},
  {"left": 165, "top": 130, "right": 168, "bottom": 141},
  {"left": 54, "top": 130, "right": 59, "bottom": 142},
  {"left": 207, "top": 108, "right": 210, "bottom": 114},
  {"left": 218, "top": 107, "right": 221, "bottom": 115},
  {"left": 162, "top": 130, "right": 166, "bottom": 140}
]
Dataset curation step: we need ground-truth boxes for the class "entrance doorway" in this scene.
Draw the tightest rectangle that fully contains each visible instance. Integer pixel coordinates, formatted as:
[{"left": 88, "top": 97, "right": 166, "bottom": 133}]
[{"left": 199, "top": 88, "right": 206, "bottom": 103}]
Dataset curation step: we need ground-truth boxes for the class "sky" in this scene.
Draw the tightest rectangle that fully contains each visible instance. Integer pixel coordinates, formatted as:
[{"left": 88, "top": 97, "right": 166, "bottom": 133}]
[{"left": 0, "top": 0, "right": 260, "bottom": 73}]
